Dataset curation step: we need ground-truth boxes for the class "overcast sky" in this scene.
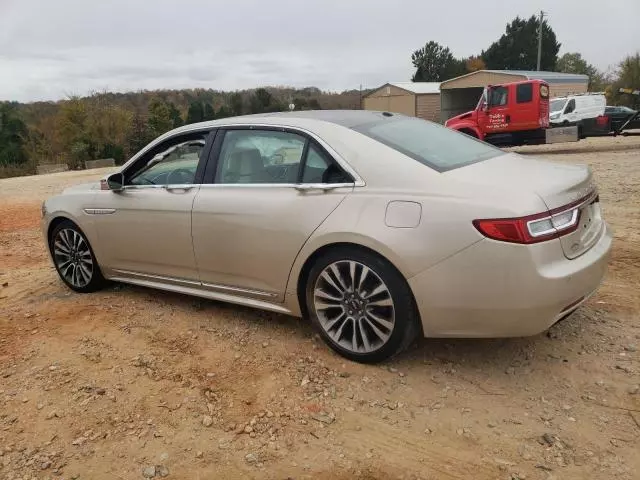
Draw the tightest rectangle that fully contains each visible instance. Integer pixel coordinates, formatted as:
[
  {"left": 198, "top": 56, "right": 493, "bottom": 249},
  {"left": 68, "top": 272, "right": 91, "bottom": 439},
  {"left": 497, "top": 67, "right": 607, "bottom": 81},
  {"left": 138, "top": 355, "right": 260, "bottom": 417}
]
[{"left": 1, "top": 0, "right": 638, "bottom": 102}]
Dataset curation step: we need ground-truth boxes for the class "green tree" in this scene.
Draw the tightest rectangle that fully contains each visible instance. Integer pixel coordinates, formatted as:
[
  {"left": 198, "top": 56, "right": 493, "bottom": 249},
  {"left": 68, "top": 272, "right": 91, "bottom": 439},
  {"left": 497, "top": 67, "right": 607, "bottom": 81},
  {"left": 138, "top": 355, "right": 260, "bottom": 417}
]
[
  {"left": 168, "top": 102, "right": 183, "bottom": 128},
  {"left": 126, "top": 112, "right": 153, "bottom": 159},
  {"left": 56, "top": 97, "right": 95, "bottom": 168},
  {"left": 610, "top": 53, "right": 640, "bottom": 109},
  {"left": 249, "top": 88, "right": 278, "bottom": 114},
  {"left": 203, "top": 103, "right": 216, "bottom": 121},
  {"left": 556, "top": 52, "right": 606, "bottom": 90},
  {"left": 148, "top": 98, "right": 173, "bottom": 136},
  {"left": 481, "top": 16, "right": 561, "bottom": 71},
  {"left": 0, "top": 102, "right": 28, "bottom": 166},
  {"left": 186, "top": 101, "right": 204, "bottom": 124},
  {"left": 292, "top": 97, "right": 322, "bottom": 110},
  {"left": 216, "top": 105, "right": 232, "bottom": 119},
  {"left": 411, "top": 41, "right": 466, "bottom": 82},
  {"left": 229, "top": 92, "right": 244, "bottom": 116}
]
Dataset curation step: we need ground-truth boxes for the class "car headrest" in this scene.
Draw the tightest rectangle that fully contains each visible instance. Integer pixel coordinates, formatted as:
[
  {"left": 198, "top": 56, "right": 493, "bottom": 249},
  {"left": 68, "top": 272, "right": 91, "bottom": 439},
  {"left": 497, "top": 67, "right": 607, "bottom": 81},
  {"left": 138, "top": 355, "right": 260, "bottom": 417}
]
[{"left": 229, "top": 148, "right": 264, "bottom": 176}]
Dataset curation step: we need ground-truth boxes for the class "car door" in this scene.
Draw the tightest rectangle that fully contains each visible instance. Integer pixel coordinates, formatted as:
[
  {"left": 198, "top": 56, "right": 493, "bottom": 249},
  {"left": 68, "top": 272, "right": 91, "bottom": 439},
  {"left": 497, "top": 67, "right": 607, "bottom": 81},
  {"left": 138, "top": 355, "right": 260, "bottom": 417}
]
[
  {"left": 191, "top": 127, "right": 355, "bottom": 301},
  {"left": 478, "top": 85, "right": 510, "bottom": 134},
  {"left": 563, "top": 99, "right": 577, "bottom": 123},
  {"left": 511, "top": 82, "right": 536, "bottom": 131},
  {"left": 92, "top": 129, "right": 214, "bottom": 283}
]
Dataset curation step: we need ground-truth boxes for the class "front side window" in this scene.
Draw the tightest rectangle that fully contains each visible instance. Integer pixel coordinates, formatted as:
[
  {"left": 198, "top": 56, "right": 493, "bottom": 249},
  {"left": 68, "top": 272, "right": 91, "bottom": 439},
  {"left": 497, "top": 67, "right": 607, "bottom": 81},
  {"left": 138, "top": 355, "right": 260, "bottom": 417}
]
[
  {"left": 129, "top": 136, "right": 206, "bottom": 186},
  {"left": 565, "top": 99, "right": 576, "bottom": 114},
  {"left": 489, "top": 86, "right": 508, "bottom": 107},
  {"left": 353, "top": 117, "right": 503, "bottom": 172}
]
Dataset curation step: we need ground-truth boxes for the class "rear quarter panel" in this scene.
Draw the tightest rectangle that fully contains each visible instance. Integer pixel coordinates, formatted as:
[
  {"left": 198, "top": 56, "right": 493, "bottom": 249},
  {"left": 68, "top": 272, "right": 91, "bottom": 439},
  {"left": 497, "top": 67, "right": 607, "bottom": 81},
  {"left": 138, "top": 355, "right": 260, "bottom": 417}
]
[{"left": 285, "top": 182, "right": 545, "bottom": 298}]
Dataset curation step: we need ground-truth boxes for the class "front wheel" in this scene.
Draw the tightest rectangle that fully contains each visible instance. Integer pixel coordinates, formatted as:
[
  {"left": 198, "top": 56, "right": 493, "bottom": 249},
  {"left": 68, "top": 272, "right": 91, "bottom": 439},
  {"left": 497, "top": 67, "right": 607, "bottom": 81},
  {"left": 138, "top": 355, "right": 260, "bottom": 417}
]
[
  {"left": 305, "top": 247, "right": 419, "bottom": 363},
  {"left": 49, "top": 220, "right": 106, "bottom": 293}
]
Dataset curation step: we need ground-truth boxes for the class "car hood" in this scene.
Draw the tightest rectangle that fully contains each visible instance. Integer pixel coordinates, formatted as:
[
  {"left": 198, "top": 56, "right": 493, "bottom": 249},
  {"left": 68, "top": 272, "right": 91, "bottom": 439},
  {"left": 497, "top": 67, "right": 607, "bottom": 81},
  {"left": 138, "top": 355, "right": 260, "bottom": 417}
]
[
  {"left": 444, "top": 110, "right": 475, "bottom": 127},
  {"left": 62, "top": 182, "right": 100, "bottom": 194},
  {"left": 446, "top": 152, "right": 595, "bottom": 211}
]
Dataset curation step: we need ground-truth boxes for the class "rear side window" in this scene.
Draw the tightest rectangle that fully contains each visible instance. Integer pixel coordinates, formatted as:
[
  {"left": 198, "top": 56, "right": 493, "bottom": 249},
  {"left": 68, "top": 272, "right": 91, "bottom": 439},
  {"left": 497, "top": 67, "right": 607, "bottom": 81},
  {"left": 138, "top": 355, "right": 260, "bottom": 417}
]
[
  {"left": 516, "top": 83, "right": 533, "bottom": 103},
  {"left": 352, "top": 117, "right": 503, "bottom": 172}
]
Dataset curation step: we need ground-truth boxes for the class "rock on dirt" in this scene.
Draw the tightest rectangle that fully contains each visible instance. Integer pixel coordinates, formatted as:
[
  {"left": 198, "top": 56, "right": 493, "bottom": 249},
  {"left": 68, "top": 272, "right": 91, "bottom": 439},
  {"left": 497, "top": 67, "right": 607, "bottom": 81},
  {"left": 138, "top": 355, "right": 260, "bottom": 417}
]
[{"left": 143, "top": 465, "right": 157, "bottom": 478}]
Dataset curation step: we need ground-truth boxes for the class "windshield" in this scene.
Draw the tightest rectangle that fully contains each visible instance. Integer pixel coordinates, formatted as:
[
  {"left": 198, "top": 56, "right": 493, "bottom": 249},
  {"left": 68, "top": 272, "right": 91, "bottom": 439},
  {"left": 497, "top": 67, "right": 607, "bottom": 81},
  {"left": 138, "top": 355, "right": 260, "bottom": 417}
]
[
  {"left": 352, "top": 117, "right": 504, "bottom": 172},
  {"left": 550, "top": 99, "right": 566, "bottom": 113}
]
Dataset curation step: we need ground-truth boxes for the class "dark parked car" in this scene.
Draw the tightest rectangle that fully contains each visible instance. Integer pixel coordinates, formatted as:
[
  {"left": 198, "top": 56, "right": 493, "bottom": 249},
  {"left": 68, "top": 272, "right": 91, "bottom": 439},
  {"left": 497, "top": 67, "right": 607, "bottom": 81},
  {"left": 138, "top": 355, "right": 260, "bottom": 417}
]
[{"left": 605, "top": 105, "right": 640, "bottom": 132}]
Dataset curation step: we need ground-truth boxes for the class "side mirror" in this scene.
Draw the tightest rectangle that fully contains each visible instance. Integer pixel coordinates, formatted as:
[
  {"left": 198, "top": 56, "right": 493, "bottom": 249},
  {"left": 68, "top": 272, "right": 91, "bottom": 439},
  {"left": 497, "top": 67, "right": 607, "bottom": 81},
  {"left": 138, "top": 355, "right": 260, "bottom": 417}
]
[
  {"left": 106, "top": 172, "right": 124, "bottom": 192},
  {"left": 484, "top": 86, "right": 492, "bottom": 111}
]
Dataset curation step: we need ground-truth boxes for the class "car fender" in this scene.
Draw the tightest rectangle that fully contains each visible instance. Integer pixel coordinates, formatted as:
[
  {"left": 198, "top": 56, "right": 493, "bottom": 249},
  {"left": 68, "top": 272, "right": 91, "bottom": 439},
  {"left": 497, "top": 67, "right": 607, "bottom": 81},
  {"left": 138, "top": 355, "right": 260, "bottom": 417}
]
[
  {"left": 42, "top": 194, "right": 101, "bottom": 262},
  {"left": 447, "top": 122, "right": 483, "bottom": 139}
]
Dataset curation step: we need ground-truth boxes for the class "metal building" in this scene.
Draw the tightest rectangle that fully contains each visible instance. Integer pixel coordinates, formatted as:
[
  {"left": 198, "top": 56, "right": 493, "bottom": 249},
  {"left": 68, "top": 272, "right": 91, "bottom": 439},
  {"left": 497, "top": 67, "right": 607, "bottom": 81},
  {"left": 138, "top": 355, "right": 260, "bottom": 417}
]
[
  {"left": 362, "top": 82, "right": 441, "bottom": 122},
  {"left": 439, "top": 70, "right": 589, "bottom": 121}
]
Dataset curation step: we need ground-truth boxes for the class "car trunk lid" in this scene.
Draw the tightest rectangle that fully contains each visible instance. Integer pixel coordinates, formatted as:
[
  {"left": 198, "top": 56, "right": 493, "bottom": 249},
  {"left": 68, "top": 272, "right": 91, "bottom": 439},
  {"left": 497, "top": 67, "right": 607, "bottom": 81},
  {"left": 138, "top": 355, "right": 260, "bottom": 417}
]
[{"left": 446, "top": 152, "right": 602, "bottom": 259}]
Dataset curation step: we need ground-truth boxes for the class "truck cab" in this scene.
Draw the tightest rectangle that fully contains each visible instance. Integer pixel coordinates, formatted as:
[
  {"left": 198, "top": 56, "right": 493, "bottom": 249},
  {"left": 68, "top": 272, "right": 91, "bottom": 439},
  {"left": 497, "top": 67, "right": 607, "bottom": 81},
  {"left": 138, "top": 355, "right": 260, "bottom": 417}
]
[{"left": 445, "top": 79, "right": 550, "bottom": 146}]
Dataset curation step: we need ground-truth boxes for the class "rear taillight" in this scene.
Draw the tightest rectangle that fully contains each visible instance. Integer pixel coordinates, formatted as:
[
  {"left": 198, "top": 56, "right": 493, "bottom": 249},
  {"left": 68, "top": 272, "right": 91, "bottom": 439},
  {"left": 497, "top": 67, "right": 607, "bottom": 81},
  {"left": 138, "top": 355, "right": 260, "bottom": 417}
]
[{"left": 473, "top": 194, "right": 595, "bottom": 244}]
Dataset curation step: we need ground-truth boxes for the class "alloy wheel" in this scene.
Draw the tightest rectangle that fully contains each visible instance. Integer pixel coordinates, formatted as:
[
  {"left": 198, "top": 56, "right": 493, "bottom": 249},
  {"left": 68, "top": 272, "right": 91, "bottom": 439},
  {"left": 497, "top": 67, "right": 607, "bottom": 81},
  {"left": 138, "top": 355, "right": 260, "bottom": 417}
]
[
  {"left": 313, "top": 260, "right": 395, "bottom": 354},
  {"left": 53, "top": 228, "right": 94, "bottom": 288}
]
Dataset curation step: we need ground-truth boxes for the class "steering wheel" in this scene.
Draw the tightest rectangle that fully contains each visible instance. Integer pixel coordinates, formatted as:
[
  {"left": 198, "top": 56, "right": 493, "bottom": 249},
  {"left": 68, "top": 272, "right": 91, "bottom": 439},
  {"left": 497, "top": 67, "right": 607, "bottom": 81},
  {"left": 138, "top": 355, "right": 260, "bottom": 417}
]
[{"left": 166, "top": 168, "right": 194, "bottom": 185}]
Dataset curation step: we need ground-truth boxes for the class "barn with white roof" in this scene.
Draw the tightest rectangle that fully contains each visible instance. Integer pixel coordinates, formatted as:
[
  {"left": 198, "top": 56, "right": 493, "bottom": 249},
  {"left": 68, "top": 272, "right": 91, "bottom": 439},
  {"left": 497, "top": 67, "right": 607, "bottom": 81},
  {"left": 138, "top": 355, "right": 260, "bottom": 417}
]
[
  {"left": 362, "top": 82, "right": 441, "bottom": 122},
  {"left": 364, "top": 70, "right": 589, "bottom": 124}
]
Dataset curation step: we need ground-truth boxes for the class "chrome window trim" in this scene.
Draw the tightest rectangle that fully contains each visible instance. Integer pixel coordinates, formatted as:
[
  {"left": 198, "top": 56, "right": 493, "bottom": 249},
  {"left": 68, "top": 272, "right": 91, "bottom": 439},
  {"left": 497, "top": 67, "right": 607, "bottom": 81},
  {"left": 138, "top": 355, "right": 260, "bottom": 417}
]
[
  {"left": 198, "top": 182, "right": 354, "bottom": 190},
  {"left": 120, "top": 184, "right": 199, "bottom": 191},
  {"left": 116, "top": 123, "right": 365, "bottom": 188},
  {"left": 214, "top": 123, "right": 365, "bottom": 187}
]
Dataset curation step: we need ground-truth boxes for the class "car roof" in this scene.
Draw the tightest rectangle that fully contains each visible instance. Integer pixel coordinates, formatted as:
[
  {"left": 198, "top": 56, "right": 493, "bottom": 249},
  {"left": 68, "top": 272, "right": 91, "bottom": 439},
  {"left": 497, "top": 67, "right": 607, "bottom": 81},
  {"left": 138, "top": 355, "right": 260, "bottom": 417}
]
[{"left": 173, "top": 110, "right": 401, "bottom": 133}]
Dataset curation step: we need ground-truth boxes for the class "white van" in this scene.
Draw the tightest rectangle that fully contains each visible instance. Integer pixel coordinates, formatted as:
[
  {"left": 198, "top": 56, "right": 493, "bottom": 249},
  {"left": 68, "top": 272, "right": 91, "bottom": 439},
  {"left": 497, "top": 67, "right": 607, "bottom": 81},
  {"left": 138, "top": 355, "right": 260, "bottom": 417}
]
[{"left": 549, "top": 94, "right": 606, "bottom": 125}]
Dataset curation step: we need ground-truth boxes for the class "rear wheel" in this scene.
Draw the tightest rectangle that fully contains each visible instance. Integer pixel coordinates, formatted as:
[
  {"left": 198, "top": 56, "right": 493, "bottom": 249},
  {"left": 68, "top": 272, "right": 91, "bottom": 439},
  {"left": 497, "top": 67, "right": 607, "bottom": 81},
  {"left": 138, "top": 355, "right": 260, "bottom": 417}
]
[
  {"left": 49, "top": 220, "right": 106, "bottom": 293},
  {"left": 305, "top": 247, "right": 418, "bottom": 363}
]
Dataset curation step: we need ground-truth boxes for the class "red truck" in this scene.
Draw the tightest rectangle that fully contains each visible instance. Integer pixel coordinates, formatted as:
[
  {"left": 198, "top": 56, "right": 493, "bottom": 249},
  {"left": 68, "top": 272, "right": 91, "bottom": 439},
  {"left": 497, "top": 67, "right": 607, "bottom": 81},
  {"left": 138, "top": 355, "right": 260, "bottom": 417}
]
[{"left": 445, "top": 79, "right": 609, "bottom": 147}]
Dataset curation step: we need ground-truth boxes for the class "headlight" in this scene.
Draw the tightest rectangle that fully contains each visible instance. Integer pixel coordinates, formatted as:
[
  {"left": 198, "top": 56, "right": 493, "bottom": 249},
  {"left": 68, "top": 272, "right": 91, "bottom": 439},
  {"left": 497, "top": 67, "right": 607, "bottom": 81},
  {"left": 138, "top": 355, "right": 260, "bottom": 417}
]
[{"left": 549, "top": 113, "right": 560, "bottom": 120}]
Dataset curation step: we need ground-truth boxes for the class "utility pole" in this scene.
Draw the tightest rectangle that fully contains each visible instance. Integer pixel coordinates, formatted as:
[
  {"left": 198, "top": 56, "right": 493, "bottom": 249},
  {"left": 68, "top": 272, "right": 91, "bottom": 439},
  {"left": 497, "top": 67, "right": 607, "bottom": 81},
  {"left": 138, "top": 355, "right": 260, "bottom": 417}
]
[{"left": 536, "top": 10, "right": 546, "bottom": 71}]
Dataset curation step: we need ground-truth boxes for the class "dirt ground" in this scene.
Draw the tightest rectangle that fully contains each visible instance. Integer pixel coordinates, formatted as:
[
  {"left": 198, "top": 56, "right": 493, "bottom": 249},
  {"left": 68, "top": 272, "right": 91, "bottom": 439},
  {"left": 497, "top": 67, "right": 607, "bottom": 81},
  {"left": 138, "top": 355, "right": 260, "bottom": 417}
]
[{"left": 1, "top": 135, "right": 639, "bottom": 480}]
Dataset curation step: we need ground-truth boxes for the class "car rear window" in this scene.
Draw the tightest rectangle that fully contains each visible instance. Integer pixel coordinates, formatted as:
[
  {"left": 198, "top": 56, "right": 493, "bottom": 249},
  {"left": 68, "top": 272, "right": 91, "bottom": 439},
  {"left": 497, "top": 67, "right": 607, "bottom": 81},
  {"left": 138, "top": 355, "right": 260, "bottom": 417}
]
[{"left": 352, "top": 117, "right": 503, "bottom": 172}]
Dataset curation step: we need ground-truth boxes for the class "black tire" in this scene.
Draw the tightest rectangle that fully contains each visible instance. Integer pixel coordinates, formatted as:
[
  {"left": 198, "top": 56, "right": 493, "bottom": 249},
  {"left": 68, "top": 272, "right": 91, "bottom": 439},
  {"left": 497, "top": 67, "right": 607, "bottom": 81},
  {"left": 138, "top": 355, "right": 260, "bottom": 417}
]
[
  {"left": 49, "top": 220, "right": 106, "bottom": 293},
  {"left": 460, "top": 129, "right": 478, "bottom": 139},
  {"left": 305, "top": 247, "right": 419, "bottom": 363}
]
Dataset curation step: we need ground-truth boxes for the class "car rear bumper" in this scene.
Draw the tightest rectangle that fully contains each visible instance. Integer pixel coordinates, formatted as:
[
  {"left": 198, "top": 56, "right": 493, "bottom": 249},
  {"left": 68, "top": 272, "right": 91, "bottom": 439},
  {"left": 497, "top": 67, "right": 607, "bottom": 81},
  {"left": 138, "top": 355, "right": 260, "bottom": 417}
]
[{"left": 408, "top": 222, "right": 612, "bottom": 338}]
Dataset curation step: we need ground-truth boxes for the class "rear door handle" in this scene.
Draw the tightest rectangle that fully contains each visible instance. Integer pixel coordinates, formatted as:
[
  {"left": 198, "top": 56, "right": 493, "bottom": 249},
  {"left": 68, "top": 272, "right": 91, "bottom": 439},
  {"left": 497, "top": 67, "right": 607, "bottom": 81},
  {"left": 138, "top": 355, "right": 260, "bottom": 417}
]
[
  {"left": 294, "top": 184, "right": 341, "bottom": 192},
  {"left": 165, "top": 184, "right": 195, "bottom": 192}
]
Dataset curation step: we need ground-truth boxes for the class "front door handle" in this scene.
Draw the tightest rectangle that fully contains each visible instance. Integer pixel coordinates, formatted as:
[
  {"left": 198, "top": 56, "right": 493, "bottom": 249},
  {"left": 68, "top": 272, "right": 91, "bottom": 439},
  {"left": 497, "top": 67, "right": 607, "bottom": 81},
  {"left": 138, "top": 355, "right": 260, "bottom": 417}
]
[{"left": 505, "top": 115, "right": 511, "bottom": 123}]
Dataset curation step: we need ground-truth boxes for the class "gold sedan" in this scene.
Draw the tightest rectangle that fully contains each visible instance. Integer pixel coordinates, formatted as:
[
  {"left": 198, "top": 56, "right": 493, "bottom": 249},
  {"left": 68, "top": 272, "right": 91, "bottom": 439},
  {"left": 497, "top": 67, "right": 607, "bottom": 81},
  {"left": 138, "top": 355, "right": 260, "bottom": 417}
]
[{"left": 41, "top": 111, "right": 612, "bottom": 363}]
